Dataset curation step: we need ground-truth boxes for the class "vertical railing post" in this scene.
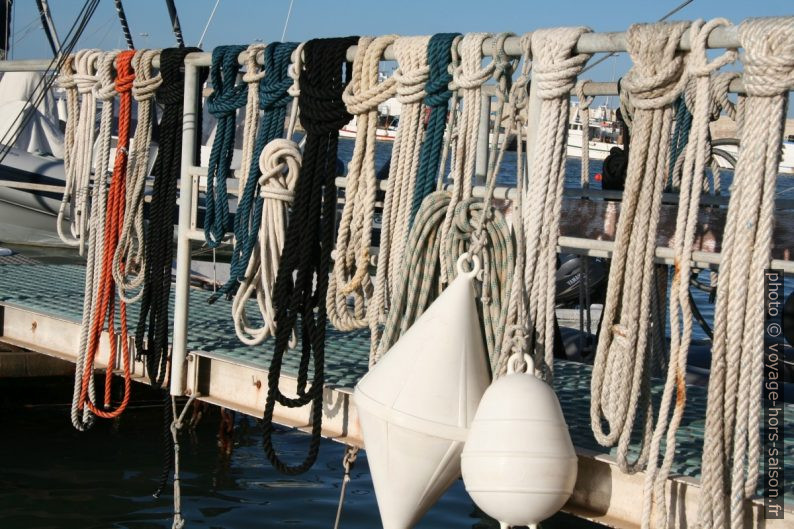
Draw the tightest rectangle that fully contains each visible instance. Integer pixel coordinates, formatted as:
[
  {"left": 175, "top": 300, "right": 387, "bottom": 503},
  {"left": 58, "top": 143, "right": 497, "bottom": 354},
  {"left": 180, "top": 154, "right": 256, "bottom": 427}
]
[{"left": 170, "top": 59, "right": 199, "bottom": 396}]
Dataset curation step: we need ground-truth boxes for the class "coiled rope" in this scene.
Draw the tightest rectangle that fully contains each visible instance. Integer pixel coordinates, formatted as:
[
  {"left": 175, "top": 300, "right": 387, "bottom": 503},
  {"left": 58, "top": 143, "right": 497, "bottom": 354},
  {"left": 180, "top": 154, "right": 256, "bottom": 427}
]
[
  {"left": 75, "top": 49, "right": 137, "bottom": 421},
  {"left": 212, "top": 41, "right": 298, "bottom": 303},
  {"left": 699, "top": 17, "right": 794, "bottom": 529},
  {"left": 411, "top": 32, "right": 459, "bottom": 225},
  {"left": 136, "top": 47, "right": 205, "bottom": 385},
  {"left": 590, "top": 21, "right": 690, "bottom": 474},
  {"left": 70, "top": 49, "right": 118, "bottom": 431},
  {"left": 232, "top": 43, "right": 302, "bottom": 346},
  {"left": 204, "top": 45, "right": 247, "bottom": 248},
  {"left": 523, "top": 27, "right": 591, "bottom": 381},
  {"left": 57, "top": 50, "right": 100, "bottom": 253},
  {"left": 327, "top": 35, "right": 398, "bottom": 333},
  {"left": 641, "top": 19, "right": 737, "bottom": 529},
  {"left": 261, "top": 36, "right": 357, "bottom": 475},
  {"left": 113, "top": 49, "right": 162, "bottom": 304}
]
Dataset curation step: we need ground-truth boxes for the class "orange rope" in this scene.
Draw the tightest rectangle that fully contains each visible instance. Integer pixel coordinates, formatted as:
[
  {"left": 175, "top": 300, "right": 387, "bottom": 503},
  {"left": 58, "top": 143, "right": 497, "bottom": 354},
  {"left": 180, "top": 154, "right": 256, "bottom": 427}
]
[{"left": 78, "top": 50, "right": 136, "bottom": 419}]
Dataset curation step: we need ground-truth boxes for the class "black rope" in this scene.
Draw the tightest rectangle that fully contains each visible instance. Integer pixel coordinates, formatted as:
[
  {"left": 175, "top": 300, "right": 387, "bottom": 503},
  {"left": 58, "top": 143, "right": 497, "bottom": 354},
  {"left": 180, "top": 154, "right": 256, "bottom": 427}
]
[
  {"left": 132, "top": 47, "right": 207, "bottom": 497},
  {"left": 262, "top": 36, "right": 357, "bottom": 475},
  {"left": 34, "top": 0, "right": 59, "bottom": 56},
  {"left": 114, "top": 0, "right": 134, "bottom": 49},
  {"left": 163, "top": 0, "right": 185, "bottom": 48}
]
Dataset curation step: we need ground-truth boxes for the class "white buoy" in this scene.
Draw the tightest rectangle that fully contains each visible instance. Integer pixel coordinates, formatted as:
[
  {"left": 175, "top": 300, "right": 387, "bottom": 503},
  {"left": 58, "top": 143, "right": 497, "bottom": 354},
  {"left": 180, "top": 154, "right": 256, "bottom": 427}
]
[
  {"left": 354, "top": 254, "right": 491, "bottom": 529},
  {"left": 461, "top": 354, "right": 578, "bottom": 528}
]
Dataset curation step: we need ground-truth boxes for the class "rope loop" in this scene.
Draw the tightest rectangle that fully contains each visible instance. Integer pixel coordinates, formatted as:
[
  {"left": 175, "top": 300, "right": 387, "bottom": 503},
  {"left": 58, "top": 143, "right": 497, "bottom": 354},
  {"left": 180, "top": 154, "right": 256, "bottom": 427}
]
[
  {"left": 423, "top": 33, "right": 458, "bottom": 107},
  {"left": 207, "top": 45, "right": 248, "bottom": 117},
  {"left": 531, "top": 27, "right": 592, "bottom": 100},
  {"left": 74, "top": 49, "right": 101, "bottom": 94},
  {"left": 258, "top": 138, "right": 301, "bottom": 202},
  {"left": 242, "top": 43, "right": 266, "bottom": 84},
  {"left": 132, "top": 49, "right": 163, "bottom": 101},
  {"left": 260, "top": 42, "right": 296, "bottom": 111}
]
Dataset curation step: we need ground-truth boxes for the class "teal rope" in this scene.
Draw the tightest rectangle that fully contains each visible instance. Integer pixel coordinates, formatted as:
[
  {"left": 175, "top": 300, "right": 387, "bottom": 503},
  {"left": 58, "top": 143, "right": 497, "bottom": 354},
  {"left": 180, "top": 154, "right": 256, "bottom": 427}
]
[
  {"left": 410, "top": 33, "right": 459, "bottom": 225},
  {"left": 211, "top": 41, "right": 298, "bottom": 303},
  {"left": 668, "top": 95, "right": 692, "bottom": 187},
  {"left": 204, "top": 45, "right": 247, "bottom": 248}
]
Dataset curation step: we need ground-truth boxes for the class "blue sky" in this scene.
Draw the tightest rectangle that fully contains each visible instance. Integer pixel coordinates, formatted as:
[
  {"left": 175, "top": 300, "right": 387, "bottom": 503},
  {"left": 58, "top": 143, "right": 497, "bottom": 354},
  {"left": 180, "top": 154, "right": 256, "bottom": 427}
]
[{"left": 7, "top": 0, "right": 793, "bottom": 111}]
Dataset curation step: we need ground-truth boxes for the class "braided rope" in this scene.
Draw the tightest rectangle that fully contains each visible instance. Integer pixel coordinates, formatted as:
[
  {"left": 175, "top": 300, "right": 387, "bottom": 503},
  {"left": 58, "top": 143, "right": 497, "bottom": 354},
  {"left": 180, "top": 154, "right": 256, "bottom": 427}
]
[
  {"left": 70, "top": 50, "right": 118, "bottom": 431},
  {"left": 204, "top": 45, "right": 248, "bottom": 248},
  {"left": 113, "top": 49, "right": 162, "bottom": 303},
  {"left": 699, "top": 17, "right": 794, "bottom": 529},
  {"left": 640, "top": 19, "right": 737, "bottom": 529},
  {"left": 590, "top": 21, "right": 690, "bottom": 474},
  {"left": 327, "top": 35, "right": 398, "bottom": 333},
  {"left": 523, "top": 27, "right": 591, "bottom": 382},
  {"left": 575, "top": 80, "right": 594, "bottom": 189}
]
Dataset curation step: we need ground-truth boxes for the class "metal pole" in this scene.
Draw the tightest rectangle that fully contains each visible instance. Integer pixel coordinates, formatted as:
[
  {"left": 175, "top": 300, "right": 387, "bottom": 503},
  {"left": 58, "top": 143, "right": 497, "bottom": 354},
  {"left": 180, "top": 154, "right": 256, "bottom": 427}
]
[
  {"left": 474, "top": 92, "right": 491, "bottom": 185},
  {"left": 170, "top": 61, "right": 198, "bottom": 396}
]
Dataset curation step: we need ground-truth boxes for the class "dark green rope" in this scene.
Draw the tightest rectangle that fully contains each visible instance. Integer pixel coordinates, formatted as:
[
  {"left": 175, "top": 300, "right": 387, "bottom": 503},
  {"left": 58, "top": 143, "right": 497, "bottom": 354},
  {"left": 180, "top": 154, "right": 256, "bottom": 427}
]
[
  {"left": 668, "top": 95, "right": 692, "bottom": 187},
  {"left": 410, "top": 32, "right": 459, "bottom": 225},
  {"left": 204, "top": 45, "right": 247, "bottom": 248}
]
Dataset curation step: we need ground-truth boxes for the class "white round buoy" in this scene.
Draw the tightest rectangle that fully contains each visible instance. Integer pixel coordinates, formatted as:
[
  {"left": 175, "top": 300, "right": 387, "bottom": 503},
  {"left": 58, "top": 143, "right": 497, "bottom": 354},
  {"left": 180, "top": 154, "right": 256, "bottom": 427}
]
[
  {"left": 354, "top": 254, "right": 491, "bottom": 529},
  {"left": 461, "top": 354, "right": 577, "bottom": 528}
]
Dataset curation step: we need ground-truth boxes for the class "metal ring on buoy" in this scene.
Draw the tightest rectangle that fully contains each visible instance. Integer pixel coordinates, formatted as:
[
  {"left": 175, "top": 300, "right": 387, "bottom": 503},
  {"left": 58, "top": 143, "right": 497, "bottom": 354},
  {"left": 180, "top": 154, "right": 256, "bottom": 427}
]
[{"left": 456, "top": 252, "right": 481, "bottom": 278}]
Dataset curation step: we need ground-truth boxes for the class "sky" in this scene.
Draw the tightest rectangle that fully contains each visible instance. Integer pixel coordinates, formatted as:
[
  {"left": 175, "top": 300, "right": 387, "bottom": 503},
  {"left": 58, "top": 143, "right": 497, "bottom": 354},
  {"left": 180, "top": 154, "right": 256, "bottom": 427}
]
[{"left": 6, "top": 0, "right": 794, "bottom": 111}]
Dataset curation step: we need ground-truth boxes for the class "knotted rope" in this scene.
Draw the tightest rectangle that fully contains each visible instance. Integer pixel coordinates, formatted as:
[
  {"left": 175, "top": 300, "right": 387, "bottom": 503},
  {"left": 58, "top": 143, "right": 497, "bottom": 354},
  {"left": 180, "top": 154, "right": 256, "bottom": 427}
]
[
  {"left": 213, "top": 41, "right": 298, "bottom": 303},
  {"left": 261, "top": 36, "right": 357, "bottom": 475},
  {"left": 75, "top": 50, "right": 137, "bottom": 422},
  {"left": 204, "top": 45, "right": 247, "bottom": 248},
  {"left": 57, "top": 50, "right": 101, "bottom": 253},
  {"left": 411, "top": 32, "right": 459, "bottom": 224},
  {"left": 327, "top": 35, "right": 398, "bottom": 333},
  {"left": 375, "top": 34, "right": 515, "bottom": 371},
  {"left": 640, "top": 19, "right": 737, "bottom": 529},
  {"left": 232, "top": 43, "right": 301, "bottom": 346},
  {"left": 113, "top": 49, "right": 162, "bottom": 303},
  {"left": 70, "top": 50, "right": 118, "bottom": 431},
  {"left": 590, "top": 21, "right": 690, "bottom": 474},
  {"left": 699, "top": 17, "right": 794, "bottom": 529},
  {"left": 523, "top": 27, "right": 591, "bottom": 381}
]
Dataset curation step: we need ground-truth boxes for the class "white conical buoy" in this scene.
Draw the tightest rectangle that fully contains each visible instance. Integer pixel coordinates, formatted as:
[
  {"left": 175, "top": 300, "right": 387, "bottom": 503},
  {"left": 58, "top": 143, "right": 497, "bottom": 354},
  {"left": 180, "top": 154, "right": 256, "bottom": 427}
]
[
  {"left": 354, "top": 254, "right": 491, "bottom": 529},
  {"left": 461, "top": 354, "right": 578, "bottom": 528}
]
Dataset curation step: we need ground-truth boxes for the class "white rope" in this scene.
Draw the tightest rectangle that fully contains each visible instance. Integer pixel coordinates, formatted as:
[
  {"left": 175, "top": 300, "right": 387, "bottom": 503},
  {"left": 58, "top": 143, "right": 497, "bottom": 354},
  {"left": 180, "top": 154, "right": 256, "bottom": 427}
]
[
  {"left": 113, "top": 49, "right": 162, "bottom": 303},
  {"left": 523, "top": 27, "right": 591, "bottom": 382},
  {"left": 327, "top": 35, "right": 398, "bottom": 332},
  {"left": 232, "top": 139, "right": 301, "bottom": 345},
  {"left": 699, "top": 17, "right": 794, "bottom": 529},
  {"left": 57, "top": 50, "right": 100, "bottom": 253},
  {"left": 440, "top": 33, "right": 494, "bottom": 283},
  {"left": 232, "top": 44, "right": 304, "bottom": 346},
  {"left": 590, "top": 21, "right": 690, "bottom": 475},
  {"left": 574, "top": 80, "right": 593, "bottom": 189},
  {"left": 71, "top": 50, "right": 119, "bottom": 431},
  {"left": 641, "top": 19, "right": 737, "bottom": 529},
  {"left": 364, "top": 36, "right": 429, "bottom": 350},
  {"left": 238, "top": 44, "right": 267, "bottom": 197}
]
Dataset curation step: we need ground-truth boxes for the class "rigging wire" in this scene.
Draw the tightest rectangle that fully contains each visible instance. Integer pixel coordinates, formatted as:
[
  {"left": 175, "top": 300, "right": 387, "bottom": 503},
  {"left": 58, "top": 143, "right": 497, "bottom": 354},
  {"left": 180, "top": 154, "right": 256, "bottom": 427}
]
[
  {"left": 114, "top": 0, "right": 134, "bottom": 49},
  {"left": 163, "top": 0, "right": 185, "bottom": 47},
  {"left": 34, "top": 0, "right": 60, "bottom": 56},
  {"left": 0, "top": 0, "right": 101, "bottom": 164},
  {"left": 197, "top": 0, "right": 220, "bottom": 49}
]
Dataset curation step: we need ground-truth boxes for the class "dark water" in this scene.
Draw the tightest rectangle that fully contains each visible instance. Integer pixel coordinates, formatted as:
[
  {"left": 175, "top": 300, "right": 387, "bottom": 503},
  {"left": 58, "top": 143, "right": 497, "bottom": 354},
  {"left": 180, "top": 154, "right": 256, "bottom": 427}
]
[{"left": 0, "top": 379, "right": 592, "bottom": 529}]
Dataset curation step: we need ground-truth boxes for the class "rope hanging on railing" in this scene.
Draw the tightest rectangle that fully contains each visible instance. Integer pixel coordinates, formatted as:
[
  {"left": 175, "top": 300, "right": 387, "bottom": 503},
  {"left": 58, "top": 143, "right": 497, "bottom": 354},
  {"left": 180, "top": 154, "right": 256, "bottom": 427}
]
[
  {"left": 113, "top": 49, "right": 162, "bottom": 304},
  {"left": 574, "top": 80, "right": 593, "bottom": 189},
  {"left": 212, "top": 41, "right": 298, "bottom": 304},
  {"left": 232, "top": 43, "right": 302, "bottom": 346},
  {"left": 75, "top": 49, "right": 137, "bottom": 422},
  {"left": 699, "top": 17, "right": 794, "bottom": 529},
  {"left": 327, "top": 35, "right": 398, "bottom": 333},
  {"left": 641, "top": 19, "right": 737, "bottom": 529},
  {"left": 523, "top": 27, "right": 591, "bottom": 381},
  {"left": 590, "top": 21, "right": 690, "bottom": 474},
  {"left": 136, "top": 47, "right": 205, "bottom": 384},
  {"left": 204, "top": 45, "right": 247, "bottom": 248},
  {"left": 375, "top": 33, "right": 515, "bottom": 371},
  {"left": 70, "top": 49, "right": 118, "bottom": 431},
  {"left": 57, "top": 51, "right": 100, "bottom": 253},
  {"left": 411, "top": 32, "right": 459, "bottom": 225},
  {"left": 261, "top": 36, "right": 357, "bottom": 475}
]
